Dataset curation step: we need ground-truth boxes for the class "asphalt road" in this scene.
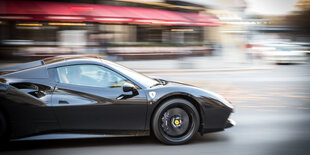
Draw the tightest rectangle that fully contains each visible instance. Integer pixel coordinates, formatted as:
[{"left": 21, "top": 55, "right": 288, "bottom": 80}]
[{"left": 1, "top": 63, "right": 310, "bottom": 155}]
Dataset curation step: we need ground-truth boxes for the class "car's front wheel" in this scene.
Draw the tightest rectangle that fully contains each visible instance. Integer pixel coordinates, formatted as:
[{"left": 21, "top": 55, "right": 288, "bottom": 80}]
[{"left": 152, "top": 98, "right": 200, "bottom": 145}]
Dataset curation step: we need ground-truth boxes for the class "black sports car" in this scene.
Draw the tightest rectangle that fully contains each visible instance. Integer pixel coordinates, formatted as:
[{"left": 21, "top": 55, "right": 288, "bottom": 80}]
[{"left": 0, "top": 56, "right": 234, "bottom": 145}]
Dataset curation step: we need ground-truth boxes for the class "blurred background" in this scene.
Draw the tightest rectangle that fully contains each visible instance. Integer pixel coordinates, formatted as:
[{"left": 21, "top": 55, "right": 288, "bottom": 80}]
[
  {"left": 1, "top": 0, "right": 310, "bottom": 155},
  {"left": 0, "top": 0, "right": 310, "bottom": 65}
]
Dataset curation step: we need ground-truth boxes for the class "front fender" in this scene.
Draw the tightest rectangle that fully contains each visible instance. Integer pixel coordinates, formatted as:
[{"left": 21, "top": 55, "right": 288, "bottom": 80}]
[{"left": 144, "top": 85, "right": 233, "bottom": 132}]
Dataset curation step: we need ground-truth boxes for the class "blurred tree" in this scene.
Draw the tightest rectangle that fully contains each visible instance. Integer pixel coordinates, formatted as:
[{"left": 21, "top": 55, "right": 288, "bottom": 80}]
[{"left": 286, "top": 9, "right": 310, "bottom": 40}]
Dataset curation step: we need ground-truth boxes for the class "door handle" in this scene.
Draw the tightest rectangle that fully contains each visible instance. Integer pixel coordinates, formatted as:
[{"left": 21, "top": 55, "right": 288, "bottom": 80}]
[{"left": 59, "top": 100, "right": 69, "bottom": 104}]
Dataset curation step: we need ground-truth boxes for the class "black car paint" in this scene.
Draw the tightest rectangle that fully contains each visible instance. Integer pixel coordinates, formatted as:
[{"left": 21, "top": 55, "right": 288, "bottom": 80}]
[
  {"left": 144, "top": 82, "right": 233, "bottom": 132},
  {"left": 0, "top": 56, "right": 233, "bottom": 139},
  {"left": 51, "top": 84, "right": 148, "bottom": 131}
]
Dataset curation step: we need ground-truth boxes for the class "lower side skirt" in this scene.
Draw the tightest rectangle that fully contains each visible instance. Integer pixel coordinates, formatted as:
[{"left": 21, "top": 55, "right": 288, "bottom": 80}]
[{"left": 11, "top": 131, "right": 149, "bottom": 141}]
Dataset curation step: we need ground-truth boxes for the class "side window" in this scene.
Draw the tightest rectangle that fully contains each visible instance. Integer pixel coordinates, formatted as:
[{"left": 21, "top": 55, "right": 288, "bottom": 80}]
[{"left": 56, "top": 65, "right": 132, "bottom": 88}]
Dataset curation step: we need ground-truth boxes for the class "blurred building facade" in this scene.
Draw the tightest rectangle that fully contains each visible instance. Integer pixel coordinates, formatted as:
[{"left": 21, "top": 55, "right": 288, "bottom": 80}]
[{"left": 0, "top": 0, "right": 223, "bottom": 60}]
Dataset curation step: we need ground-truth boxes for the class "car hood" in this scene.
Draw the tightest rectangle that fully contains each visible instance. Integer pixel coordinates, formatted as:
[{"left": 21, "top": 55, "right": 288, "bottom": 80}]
[{"left": 147, "top": 78, "right": 234, "bottom": 110}]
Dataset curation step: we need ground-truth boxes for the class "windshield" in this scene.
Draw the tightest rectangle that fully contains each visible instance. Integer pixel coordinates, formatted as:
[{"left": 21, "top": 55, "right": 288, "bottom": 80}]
[{"left": 102, "top": 59, "right": 158, "bottom": 88}]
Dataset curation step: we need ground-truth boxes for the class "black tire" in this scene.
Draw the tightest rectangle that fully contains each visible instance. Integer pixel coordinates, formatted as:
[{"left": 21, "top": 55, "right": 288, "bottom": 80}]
[
  {"left": 0, "top": 112, "right": 8, "bottom": 145},
  {"left": 152, "top": 98, "right": 200, "bottom": 145}
]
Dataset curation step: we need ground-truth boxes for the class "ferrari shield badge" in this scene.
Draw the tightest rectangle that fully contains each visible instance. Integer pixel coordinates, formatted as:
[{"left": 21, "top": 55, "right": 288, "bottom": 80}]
[{"left": 149, "top": 91, "right": 156, "bottom": 99}]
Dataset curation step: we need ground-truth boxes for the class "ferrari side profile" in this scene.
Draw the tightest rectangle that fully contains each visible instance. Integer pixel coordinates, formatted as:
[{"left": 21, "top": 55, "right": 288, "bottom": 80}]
[{"left": 0, "top": 55, "right": 234, "bottom": 145}]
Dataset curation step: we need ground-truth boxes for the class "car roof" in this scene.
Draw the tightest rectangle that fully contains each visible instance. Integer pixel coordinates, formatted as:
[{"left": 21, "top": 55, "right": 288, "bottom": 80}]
[
  {"left": 43, "top": 55, "right": 101, "bottom": 65},
  {"left": 0, "top": 55, "right": 103, "bottom": 76}
]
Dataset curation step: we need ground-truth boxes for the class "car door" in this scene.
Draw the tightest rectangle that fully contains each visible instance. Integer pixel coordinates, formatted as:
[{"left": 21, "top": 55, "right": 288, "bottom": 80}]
[{"left": 50, "top": 64, "right": 148, "bottom": 131}]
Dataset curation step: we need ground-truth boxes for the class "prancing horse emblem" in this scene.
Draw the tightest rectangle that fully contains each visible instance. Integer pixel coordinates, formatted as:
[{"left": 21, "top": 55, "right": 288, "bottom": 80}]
[{"left": 149, "top": 91, "right": 156, "bottom": 99}]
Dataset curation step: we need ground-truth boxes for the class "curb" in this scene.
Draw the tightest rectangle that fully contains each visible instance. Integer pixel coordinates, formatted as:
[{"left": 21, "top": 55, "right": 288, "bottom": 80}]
[{"left": 139, "top": 67, "right": 274, "bottom": 74}]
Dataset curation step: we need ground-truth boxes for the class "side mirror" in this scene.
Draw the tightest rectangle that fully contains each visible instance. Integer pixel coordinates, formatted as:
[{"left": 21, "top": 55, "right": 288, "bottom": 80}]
[
  {"left": 117, "top": 82, "right": 138, "bottom": 100},
  {"left": 122, "top": 82, "right": 135, "bottom": 92}
]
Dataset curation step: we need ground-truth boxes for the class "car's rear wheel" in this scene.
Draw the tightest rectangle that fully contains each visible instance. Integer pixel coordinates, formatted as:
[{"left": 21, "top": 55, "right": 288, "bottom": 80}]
[
  {"left": 152, "top": 98, "right": 200, "bottom": 145},
  {"left": 0, "top": 112, "right": 8, "bottom": 145}
]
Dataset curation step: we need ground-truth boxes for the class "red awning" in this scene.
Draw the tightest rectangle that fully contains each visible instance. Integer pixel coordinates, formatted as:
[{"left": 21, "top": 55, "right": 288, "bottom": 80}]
[
  {"left": 0, "top": 1, "right": 219, "bottom": 26},
  {"left": 178, "top": 12, "right": 220, "bottom": 26}
]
